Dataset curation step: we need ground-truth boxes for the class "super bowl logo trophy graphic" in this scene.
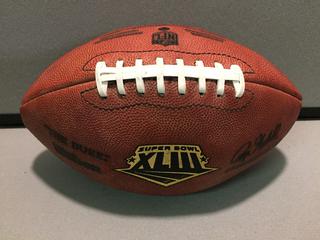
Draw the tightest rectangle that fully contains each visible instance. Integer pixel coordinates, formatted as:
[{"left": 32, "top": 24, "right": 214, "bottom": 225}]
[
  {"left": 116, "top": 145, "right": 217, "bottom": 187},
  {"left": 152, "top": 27, "right": 178, "bottom": 46}
]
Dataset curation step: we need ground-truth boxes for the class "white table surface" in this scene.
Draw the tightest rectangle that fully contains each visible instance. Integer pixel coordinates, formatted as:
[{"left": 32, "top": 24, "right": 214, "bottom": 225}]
[{"left": 1, "top": 121, "right": 319, "bottom": 240}]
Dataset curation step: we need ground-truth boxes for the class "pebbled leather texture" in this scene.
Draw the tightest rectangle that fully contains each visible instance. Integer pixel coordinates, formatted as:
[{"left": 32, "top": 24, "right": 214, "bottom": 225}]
[{"left": 20, "top": 25, "right": 302, "bottom": 195}]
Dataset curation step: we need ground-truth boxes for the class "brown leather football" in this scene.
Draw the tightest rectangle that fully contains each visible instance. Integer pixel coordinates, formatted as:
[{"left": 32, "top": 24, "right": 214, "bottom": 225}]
[{"left": 20, "top": 25, "right": 302, "bottom": 195}]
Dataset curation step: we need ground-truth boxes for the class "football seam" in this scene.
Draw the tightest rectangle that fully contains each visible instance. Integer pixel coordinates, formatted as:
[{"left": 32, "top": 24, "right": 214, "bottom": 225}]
[
  {"left": 21, "top": 78, "right": 301, "bottom": 107},
  {"left": 82, "top": 49, "right": 255, "bottom": 74},
  {"left": 94, "top": 30, "right": 143, "bottom": 44},
  {"left": 80, "top": 87, "right": 255, "bottom": 112}
]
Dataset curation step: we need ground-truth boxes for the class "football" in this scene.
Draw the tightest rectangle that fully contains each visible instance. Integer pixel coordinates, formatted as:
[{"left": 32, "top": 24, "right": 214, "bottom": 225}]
[{"left": 20, "top": 25, "right": 301, "bottom": 195}]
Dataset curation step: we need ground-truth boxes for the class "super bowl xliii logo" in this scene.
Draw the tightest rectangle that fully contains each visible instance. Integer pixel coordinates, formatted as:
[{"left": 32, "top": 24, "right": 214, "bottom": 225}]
[
  {"left": 116, "top": 145, "right": 217, "bottom": 187},
  {"left": 152, "top": 27, "right": 178, "bottom": 46}
]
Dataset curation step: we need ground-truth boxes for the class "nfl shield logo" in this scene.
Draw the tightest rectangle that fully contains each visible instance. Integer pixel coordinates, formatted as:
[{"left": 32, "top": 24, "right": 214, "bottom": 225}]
[{"left": 152, "top": 27, "right": 178, "bottom": 46}]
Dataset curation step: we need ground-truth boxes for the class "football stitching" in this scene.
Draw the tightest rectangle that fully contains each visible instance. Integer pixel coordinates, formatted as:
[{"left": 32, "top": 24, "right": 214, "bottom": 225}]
[
  {"left": 82, "top": 50, "right": 255, "bottom": 74},
  {"left": 80, "top": 87, "right": 255, "bottom": 112}
]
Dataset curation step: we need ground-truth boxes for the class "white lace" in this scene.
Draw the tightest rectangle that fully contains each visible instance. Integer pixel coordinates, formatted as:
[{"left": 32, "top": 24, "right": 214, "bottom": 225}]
[{"left": 95, "top": 58, "right": 245, "bottom": 97}]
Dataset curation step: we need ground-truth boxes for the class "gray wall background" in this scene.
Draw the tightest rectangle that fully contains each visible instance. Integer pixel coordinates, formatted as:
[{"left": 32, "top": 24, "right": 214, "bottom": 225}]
[{"left": 1, "top": 0, "right": 319, "bottom": 114}]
